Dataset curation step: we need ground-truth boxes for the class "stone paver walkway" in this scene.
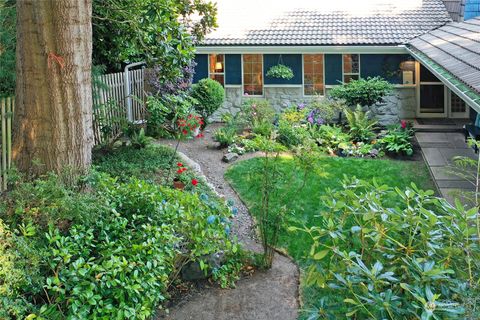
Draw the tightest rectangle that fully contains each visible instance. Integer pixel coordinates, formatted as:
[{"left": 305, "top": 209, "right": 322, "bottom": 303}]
[{"left": 416, "top": 131, "right": 477, "bottom": 205}]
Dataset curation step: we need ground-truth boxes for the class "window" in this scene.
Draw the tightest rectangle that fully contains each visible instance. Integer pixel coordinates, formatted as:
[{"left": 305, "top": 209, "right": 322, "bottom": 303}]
[
  {"left": 343, "top": 54, "right": 360, "bottom": 83},
  {"left": 303, "top": 54, "right": 324, "bottom": 95},
  {"left": 209, "top": 54, "right": 225, "bottom": 86},
  {"left": 243, "top": 54, "right": 263, "bottom": 96}
]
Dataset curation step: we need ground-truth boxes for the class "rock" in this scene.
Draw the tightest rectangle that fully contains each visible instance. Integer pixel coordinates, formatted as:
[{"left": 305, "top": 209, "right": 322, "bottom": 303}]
[
  {"left": 181, "top": 252, "right": 225, "bottom": 281},
  {"left": 222, "top": 152, "right": 239, "bottom": 163}
]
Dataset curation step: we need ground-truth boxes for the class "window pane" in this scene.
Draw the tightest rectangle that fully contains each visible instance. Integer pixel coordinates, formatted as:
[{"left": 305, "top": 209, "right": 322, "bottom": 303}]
[
  {"left": 303, "top": 54, "right": 324, "bottom": 95},
  {"left": 209, "top": 54, "right": 224, "bottom": 74},
  {"left": 243, "top": 54, "right": 263, "bottom": 95},
  {"left": 343, "top": 54, "right": 359, "bottom": 74}
]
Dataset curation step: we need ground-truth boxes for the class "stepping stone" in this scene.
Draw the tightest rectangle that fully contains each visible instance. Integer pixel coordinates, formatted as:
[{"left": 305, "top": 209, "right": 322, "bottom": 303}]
[{"left": 422, "top": 148, "right": 446, "bottom": 166}]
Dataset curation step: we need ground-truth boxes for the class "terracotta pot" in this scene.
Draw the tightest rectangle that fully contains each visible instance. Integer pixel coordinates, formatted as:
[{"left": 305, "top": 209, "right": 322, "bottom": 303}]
[{"left": 173, "top": 180, "right": 185, "bottom": 190}]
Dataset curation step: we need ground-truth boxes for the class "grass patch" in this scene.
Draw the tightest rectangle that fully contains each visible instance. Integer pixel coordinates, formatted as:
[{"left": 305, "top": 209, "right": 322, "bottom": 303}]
[{"left": 225, "top": 156, "right": 436, "bottom": 316}]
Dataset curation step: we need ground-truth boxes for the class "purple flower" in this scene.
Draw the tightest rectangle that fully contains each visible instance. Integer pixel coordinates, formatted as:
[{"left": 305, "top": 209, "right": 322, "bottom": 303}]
[
  {"left": 297, "top": 103, "right": 305, "bottom": 110},
  {"left": 307, "top": 116, "right": 314, "bottom": 124}
]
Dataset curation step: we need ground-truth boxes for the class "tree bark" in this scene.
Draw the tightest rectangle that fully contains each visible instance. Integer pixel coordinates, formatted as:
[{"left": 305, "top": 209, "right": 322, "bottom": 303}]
[{"left": 13, "top": 0, "right": 93, "bottom": 176}]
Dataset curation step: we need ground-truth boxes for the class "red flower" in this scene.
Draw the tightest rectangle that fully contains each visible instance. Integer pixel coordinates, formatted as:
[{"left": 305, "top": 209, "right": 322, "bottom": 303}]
[
  {"left": 177, "top": 169, "right": 183, "bottom": 174},
  {"left": 177, "top": 162, "right": 183, "bottom": 167},
  {"left": 196, "top": 133, "right": 204, "bottom": 138},
  {"left": 182, "top": 129, "right": 188, "bottom": 135},
  {"left": 400, "top": 120, "right": 407, "bottom": 129},
  {"left": 191, "top": 179, "right": 198, "bottom": 186}
]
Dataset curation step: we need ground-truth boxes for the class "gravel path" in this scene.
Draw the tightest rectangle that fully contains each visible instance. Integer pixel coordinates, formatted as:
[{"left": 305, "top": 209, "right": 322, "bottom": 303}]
[{"left": 156, "top": 123, "right": 299, "bottom": 320}]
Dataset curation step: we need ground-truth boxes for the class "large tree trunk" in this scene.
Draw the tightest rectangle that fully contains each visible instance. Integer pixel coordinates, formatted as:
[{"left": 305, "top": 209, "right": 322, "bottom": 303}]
[{"left": 13, "top": 0, "right": 93, "bottom": 176}]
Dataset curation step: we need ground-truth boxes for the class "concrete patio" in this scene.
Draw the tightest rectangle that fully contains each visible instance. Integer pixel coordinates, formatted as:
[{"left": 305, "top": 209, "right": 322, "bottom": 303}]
[{"left": 416, "top": 131, "right": 477, "bottom": 206}]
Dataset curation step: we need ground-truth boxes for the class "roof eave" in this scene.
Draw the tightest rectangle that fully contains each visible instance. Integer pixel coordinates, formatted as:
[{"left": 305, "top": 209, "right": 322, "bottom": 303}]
[
  {"left": 406, "top": 46, "right": 480, "bottom": 113},
  {"left": 195, "top": 45, "right": 409, "bottom": 54}
]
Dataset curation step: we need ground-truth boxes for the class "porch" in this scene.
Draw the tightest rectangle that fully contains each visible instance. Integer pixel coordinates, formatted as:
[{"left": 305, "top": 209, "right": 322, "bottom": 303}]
[{"left": 416, "top": 130, "right": 477, "bottom": 206}]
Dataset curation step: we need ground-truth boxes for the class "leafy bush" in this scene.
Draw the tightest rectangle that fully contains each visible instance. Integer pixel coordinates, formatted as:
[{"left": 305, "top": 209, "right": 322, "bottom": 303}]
[
  {"left": 38, "top": 174, "right": 236, "bottom": 319},
  {"left": 329, "top": 76, "right": 393, "bottom": 107},
  {"left": 0, "top": 220, "right": 44, "bottom": 319},
  {"left": 306, "top": 98, "right": 345, "bottom": 124},
  {"left": 214, "top": 126, "right": 237, "bottom": 147},
  {"left": 294, "top": 178, "right": 478, "bottom": 319},
  {"left": 276, "top": 120, "right": 309, "bottom": 147},
  {"left": 310, "top": 124, "right": 351, "bottom": 152},
  {"left": 0, "top": 165, "right": 239, "bottom": 319},
  {"left": 252, "top": 120, "right": 274, "bottom": 137},
  {"left": 381, "top": 121, "right": 415, "bottom": 156},
  {"left": 344, "top": 105, "right": 378, "bottom": 142},
  {"left": 191, "top": 78, "right": 225, "bottom": 122},
  {"left": 239, "top": 99, "right": 275, "bottom": 129},
  {"left": 0, "top": 0, "right": 16, "bottom": 95},
  {"left": 145, "top": 93, "right": 198, "bottom": 137}
]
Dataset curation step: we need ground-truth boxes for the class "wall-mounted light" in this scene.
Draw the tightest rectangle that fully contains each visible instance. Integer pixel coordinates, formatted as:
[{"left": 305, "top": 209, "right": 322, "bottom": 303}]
[{"left": 215, "top": 62, "right": 223, "bottom": 71}]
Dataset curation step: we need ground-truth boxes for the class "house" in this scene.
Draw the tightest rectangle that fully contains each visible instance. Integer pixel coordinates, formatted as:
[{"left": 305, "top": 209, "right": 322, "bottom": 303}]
[{"left": 192, "top": 0, "right": 480, "bottom": 125}]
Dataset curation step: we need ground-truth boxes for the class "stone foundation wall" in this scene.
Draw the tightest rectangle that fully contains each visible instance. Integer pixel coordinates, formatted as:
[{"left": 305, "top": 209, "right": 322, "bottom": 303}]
[{"left": 211, "top": 85, "right": 417, "bottom": 125}]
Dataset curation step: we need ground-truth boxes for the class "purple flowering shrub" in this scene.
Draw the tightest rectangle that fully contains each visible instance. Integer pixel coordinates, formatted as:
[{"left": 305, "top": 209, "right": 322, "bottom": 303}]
[{"left": 147, "top": 60, "right": 197, "bottom": 96}]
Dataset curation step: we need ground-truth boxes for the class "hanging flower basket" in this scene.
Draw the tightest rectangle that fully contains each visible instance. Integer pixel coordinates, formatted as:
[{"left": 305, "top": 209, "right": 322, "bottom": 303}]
[{"left": 266, "top": 64, "right": 294, "bottom": 80}]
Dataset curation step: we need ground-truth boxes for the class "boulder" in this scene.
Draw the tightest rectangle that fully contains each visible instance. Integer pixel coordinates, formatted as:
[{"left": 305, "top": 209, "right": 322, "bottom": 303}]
[
  {"left": 181, "top": 252, "right": 225, "bottom": 281},
  {"left": 222, "top": 152, "right": 239, "bottom": 163}
]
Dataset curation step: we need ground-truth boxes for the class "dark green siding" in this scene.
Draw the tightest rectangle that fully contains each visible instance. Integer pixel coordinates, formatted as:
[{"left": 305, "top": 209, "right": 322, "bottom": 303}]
[
  {"left": 225, "top": 54, "right": 242, "bottom": 85},
  {"left": 360, "top": 54, "right": 412, "bottom": 84},
  {"left": 263, "top": 54, "right": 303, "bottom": 85},
  {"left": 193, "top": 54, "right": 208, "bottom": 83},
  {"left": 325, "top": 54, "right": 343, "bottom": 85}
]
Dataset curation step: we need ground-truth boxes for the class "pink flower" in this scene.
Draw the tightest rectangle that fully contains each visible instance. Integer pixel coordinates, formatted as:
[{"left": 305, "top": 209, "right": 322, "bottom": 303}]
[{"left": 401, "top": 120, "right": 407, "bottom": 129}]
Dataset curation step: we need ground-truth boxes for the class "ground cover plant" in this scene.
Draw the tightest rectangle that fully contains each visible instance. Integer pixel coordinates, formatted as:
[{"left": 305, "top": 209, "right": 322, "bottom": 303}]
[
  {"left": 0, "top": 143, "right": 240, "bottom": 319},
  {"left": 225, "top": 155, "right": 438, "bottom": 318}
]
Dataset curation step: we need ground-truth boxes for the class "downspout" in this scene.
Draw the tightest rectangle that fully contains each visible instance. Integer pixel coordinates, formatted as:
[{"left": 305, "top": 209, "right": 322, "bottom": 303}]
[{"left": 124, "top": 61, "right": 146, "bottom": 122}]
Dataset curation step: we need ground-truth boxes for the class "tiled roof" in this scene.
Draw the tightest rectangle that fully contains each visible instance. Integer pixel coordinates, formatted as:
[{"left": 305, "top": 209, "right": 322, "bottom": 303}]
[
  {"left": 442, "top": 0, "right": 465, "bottom": 21},
  {"left": 202, "top": 0, "right": 452, "bottom": 46},
  {"left": 409, "top": 17, "right": 480, "bottom": 94}
]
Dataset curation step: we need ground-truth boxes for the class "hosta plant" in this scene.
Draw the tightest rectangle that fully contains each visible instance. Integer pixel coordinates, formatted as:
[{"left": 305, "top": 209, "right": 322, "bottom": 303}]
[{"left": 381, "top": 120, "right": 414, "bottom": 156}]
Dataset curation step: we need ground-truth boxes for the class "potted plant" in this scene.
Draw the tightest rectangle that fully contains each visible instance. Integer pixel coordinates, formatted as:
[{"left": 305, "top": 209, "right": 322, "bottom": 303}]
[
  {"left": 173, "top": 162, "right": 187, "bottom": 190},
  {"left": 177, "top": 112, "right": 204, "bottom": 138},
  {"left": 266, "top": 64, "right": 294, "bottom": 80}
]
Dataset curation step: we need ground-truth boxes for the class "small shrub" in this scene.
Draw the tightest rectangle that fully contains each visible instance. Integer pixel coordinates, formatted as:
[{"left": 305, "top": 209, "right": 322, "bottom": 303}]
[
  {"left": 191, "top": 78, "right": 225, "bottom": 123},
  {"left": 295, "top": 178, "right": 478, "bottom": 319},
  {"left": 239, "top": 99, "right": 275, "bottom": 129},
  {"left": 281, "top": 104, "right": 308, "bottom": 124},
  {"left": 252, "top": 120, "right": 274, "bottom": 137},
  {"left": 130, "top": 127, "right": 151, "bottom": 149},
  {"left": 380, "top": 120, "right": 414, "bottom": 156},
  {"left": 344, "top": 105, "right": 378, "bottom": 142},
  {"left": 276, "top": 120, "right": 309, "bottom": 147},
  {"left": 214, "top": 126, "right": 237, "bottom": 147},
  {"left": 306, "top": 98, "right": 345, "bottom": 124},
  {"left": 329, "top": 76, "right": 393, "bottom": 107},
  {"left": 310, "top": 124, "right": 351, "bottom": 152},
  {"left": 145, "top": 93, "right": 198, "bottom": 137}
]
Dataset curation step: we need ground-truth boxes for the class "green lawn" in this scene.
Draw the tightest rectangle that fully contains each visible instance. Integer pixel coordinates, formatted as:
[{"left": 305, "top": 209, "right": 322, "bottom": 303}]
[{"left": 225, "top": 156, "right": 436, "bottom": 316}]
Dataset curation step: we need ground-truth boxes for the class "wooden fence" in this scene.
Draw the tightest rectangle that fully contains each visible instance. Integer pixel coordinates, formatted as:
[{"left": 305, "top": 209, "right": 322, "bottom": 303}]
[
  {"left": 1, "top": 96, "right": 13, "bottom": 191},
  {"left": 93, "top": 68, "right": 146, "bottom": 145},
  {"left": 0, "top": 68, "right": 147, "bottom": 191}
]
